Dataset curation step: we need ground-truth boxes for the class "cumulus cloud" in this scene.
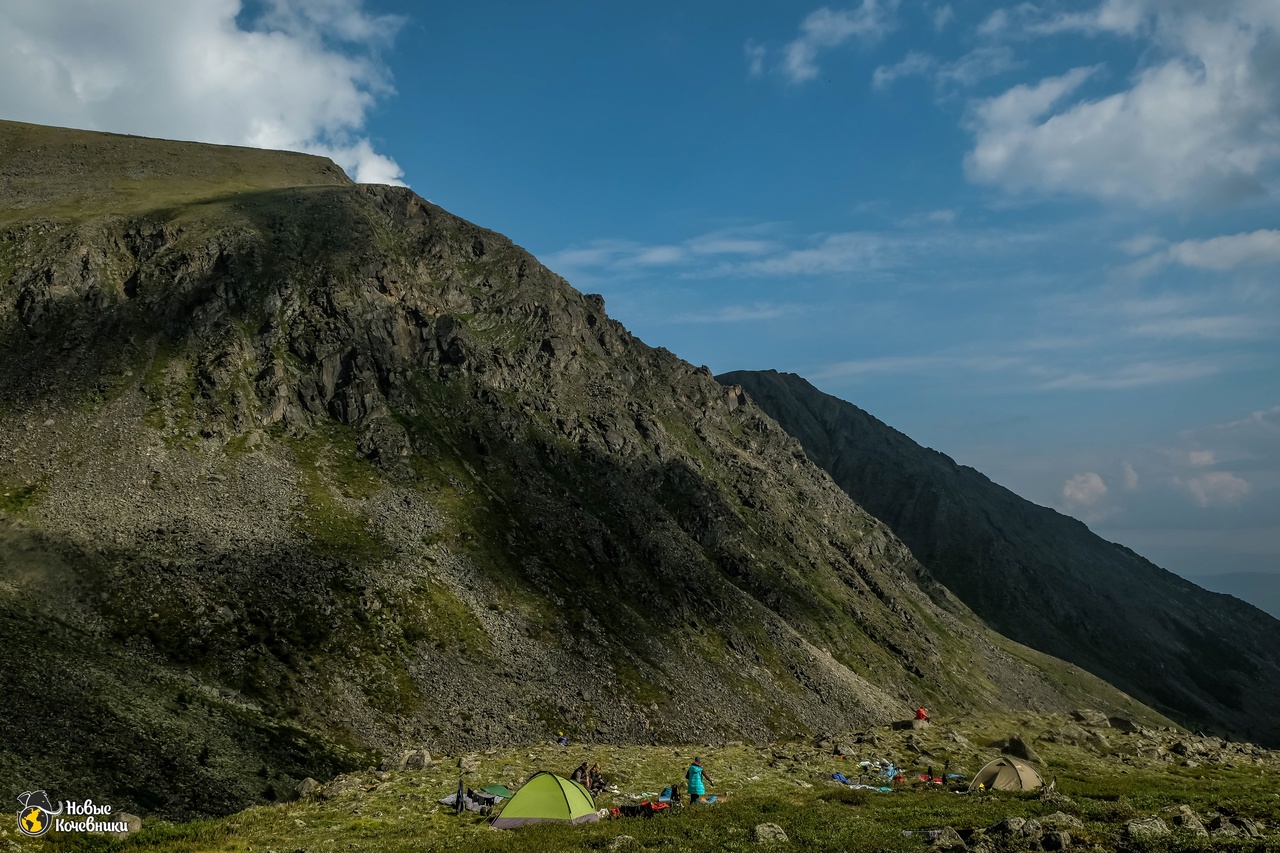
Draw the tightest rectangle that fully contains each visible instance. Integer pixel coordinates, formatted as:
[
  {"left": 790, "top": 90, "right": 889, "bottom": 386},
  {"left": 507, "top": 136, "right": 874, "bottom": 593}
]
[
  {"left": 1186, "top": 471, "right": 1252, "bottom": 507},
  {"left": 965, "top": 0, "right": 1280, "bottom": 206},
  {"left": 0, "top": 0, "right": 406, "bottom": 184},
  {"left": 779, "top": 2, "right": 899, "bottom": 83},
  {"left": 1063, "top": 471, "right": 1109, "bottom": 506}
]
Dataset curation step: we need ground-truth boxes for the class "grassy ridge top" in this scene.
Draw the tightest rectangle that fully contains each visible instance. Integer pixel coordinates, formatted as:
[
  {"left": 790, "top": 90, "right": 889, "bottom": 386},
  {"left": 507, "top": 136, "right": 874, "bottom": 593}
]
[{"left": 0, "top": 120, "right": 351, "bottom": 224}]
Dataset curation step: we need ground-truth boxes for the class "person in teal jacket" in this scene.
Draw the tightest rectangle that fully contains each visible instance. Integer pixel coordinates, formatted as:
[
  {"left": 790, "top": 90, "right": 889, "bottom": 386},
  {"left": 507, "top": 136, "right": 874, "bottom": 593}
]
[{"left": 685, "top": 757, "right": 713, "bottom": 802}]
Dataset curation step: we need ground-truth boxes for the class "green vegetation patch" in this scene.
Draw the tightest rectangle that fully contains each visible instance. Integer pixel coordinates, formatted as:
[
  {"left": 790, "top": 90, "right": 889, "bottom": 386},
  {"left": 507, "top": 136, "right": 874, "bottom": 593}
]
[
  {"left": 0, "top": 480, "right": 42, "bottom": 512},
  {"left": 284, "top": 425, "right": 393, "bottom": 564}
]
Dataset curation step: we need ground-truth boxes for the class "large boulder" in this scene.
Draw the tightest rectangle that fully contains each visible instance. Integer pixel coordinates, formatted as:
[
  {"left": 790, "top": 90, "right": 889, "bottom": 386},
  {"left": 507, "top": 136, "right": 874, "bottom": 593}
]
[
  {"left": 751, "top": 823, "right": 789, "bottom": 843},
  {"left": 988, "top": 817, "right": 1025, "bottom": 835},
  {"left": 1107, "top": 716, "right": 1140, "bottom": 733},
  {"left": 1041, "top": 831, "right": 1071, "bottom": 851},
  {"left": 1072, "top": 709, "right": 1109, "bottom": 727},
  {"left": 1041, "top": 812, "right": 1083, "bottom": 832},
  {"left": 1004, "top": 735, "right": 1042, "bottom": 763},
  {"left": 1124, "top": 817, "right": 1170, "bottom": 840},
  {"left": 1159, "top": 804, "right": 1207, "bottom": 837}
]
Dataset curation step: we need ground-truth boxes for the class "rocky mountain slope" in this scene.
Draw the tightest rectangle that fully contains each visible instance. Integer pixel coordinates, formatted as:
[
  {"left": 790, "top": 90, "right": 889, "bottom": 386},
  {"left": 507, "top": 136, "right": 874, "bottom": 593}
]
[
  {"left": 0, "top": 121, "right": 1160, "bottom": 820},
  {"left": 717, "top": 370, "right": 1280, "bottom": 747},
  {"left": 1190, "top": 573, "right": 1280, "bottom": 620}
]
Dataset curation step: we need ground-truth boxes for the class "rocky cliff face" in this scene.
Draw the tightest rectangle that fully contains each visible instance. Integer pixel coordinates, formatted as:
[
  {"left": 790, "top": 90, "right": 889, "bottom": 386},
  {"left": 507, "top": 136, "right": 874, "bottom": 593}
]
[
  {"left": 718, "top": 370, "right": 1280, "bottom": 747},
  {"left": 0, "top": 121, "right": 1159, "bottom": 819}
]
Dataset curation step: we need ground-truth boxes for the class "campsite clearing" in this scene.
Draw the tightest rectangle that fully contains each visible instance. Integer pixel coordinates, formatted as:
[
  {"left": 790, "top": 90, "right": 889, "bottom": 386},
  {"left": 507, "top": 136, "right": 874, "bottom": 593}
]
[{"left": 31, "top": 713, "right": 1280, "bottom": 852}]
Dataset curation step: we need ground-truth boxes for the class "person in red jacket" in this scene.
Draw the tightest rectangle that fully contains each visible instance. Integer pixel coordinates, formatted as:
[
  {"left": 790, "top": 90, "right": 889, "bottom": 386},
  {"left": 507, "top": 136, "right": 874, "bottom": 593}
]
[{"left": 915, "top": 707, "right": 929, "bottom": 721}]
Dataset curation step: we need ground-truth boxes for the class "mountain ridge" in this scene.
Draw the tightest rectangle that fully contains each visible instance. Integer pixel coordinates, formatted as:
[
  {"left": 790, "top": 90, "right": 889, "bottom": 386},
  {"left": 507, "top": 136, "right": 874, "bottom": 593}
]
[
  {"left": 1, "top": 121, "right": 1162, "bottom": 819},
  {"left": 717, "top": 368, "right": 1280, "bottom": 747}
]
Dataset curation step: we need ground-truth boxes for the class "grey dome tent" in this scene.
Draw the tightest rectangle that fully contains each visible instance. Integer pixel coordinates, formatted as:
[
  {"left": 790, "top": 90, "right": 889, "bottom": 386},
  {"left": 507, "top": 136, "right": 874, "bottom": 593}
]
[{"left": 969, "top": 757, "right": 1043, "bottom": 791}]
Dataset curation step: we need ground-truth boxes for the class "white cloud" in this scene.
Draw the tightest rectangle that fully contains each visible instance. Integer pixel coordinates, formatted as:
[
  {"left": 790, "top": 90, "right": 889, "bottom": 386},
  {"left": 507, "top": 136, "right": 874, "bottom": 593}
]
[
  {"left": 1063, "top": 471, "right": 1108, "bottom": 505},
  {"left": 544, "top": 229, "right": 777, "bottom": 279},
  {"left": 873, "top": 51, "right": 935, "bottom": 89},
  {"left": 1120, "top": 233, "right": 1165, "bottom": 256},
  {"left": 0, "top": 0, "right": 406, "bottom": 185},
  {"left": 1189, "top": 450, "right": 1216, "bottom": 466},
  {"left": 780, "top": 2, "right": 899, "bottom": 84},
  {"left": 1038, "top": 359, "right": 1223, "bottom": 390},
  {"left": 1129, "top": 314, "right": 1273, "bottom": 340},
  {"left": 980, "top": 0, "right": 1147, "bottom": 38},
  {"left": 1166, "top": 230, "right": 1280, "bottom": 270},
  {"left": 1186, "top": 471, "right": 1252, "bottom": 507},
  {"left": 745, "top": 39, "right": 767, "bottom": 77},
  {"left": 670, "top": 303, "right": 805, "bottom": 324},
  {"left": 1123, "top": 462, "right": 1140, "bottom": 490},
  {"left": 937, "top": 46, "right": 1023, "bottom": 88},
  {"left": 966, "top": 1, "right": 1280, "bottom": 206},
  {"left": 932, "top": 5, "right": 955, "bottom": 32},
  {"left": 874, "top": 46, "right": 1021, "bottom": 91}
]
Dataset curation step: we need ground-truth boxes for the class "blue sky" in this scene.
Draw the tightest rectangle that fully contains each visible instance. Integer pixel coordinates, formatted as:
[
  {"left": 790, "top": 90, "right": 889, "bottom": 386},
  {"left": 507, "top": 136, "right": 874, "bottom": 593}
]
[{"left": 1, "top": 0, "right": 1277, "bottom": 580}]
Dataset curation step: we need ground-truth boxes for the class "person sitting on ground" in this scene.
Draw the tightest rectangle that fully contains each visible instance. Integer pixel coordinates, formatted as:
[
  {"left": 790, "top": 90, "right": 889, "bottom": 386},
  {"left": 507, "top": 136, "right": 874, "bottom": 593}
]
[
  {"left": 588, "top": 762, "right": 608, "bottom": 794},
  {"left": 571, "top": 762, "right": 589, "bottom": 786},
  {"left": 915, "top": 707, "right": 929, "bottom": 721},
  {"left": 685, "top": 757, "right": 712, "bottom": 803}
]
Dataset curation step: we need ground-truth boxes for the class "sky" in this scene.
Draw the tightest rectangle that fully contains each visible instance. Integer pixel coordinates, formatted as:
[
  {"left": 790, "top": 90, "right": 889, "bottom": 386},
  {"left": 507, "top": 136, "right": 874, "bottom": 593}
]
[{"left": 1, "top": 0, "right": 1277, "bottom": 581}]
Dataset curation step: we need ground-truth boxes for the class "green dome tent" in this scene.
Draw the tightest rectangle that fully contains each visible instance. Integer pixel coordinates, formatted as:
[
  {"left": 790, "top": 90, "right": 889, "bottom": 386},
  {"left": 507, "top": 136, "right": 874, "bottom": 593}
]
[{"left": 490, "top": 771, "right": 599, "bottom": 829}]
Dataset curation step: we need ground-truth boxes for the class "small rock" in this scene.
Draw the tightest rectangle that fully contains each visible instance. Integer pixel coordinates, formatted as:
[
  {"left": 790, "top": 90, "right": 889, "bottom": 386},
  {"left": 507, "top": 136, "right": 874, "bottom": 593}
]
[
  {"left": 1124, "top": 816, "right": 1170, "bottom": 839},
  {"left": 1041, "top": 812, "right": 1083, "bottom": 831},
  {"left": 911, "top": 719, "right": 931, "bottom": 730},
  {"left": 752, "top": 823, "right": 789, "bottom": 843},
  {"left": 405, "top": 750, "right": 431, "bottom": 770},
  {"left": 458, "top": 755, "right": 479, "bottom": 773},
  {"left": 930, "top": 826, "right": 966, "bottom": 850},
  {"left": 1159, "top": 804, "right": 1207, "bottom": 837},
  {"left": 295, "top": 777, "right": 319, "bottom": 799}
]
